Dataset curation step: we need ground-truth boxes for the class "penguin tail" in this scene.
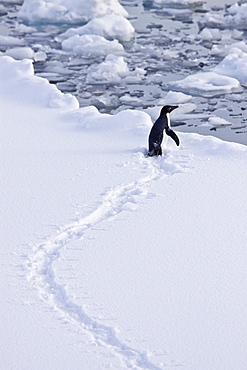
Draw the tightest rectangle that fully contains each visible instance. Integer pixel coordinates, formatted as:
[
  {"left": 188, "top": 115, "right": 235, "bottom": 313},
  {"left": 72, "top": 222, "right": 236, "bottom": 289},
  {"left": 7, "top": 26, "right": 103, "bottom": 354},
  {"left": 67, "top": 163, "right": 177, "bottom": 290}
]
[{"left": 165, "top": 127, "right": 180, "bottom": 146}]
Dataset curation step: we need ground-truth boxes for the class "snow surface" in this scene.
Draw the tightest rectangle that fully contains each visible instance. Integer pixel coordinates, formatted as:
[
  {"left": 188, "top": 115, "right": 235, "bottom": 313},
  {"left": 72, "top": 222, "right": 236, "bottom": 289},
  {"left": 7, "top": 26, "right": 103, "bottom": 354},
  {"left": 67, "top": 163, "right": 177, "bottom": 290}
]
[
  {"left": 1, "top": 54, "right": 247, "bottom": 370},
  {"left": 18, "top": 0, "right": 128, "bottom": 24}
]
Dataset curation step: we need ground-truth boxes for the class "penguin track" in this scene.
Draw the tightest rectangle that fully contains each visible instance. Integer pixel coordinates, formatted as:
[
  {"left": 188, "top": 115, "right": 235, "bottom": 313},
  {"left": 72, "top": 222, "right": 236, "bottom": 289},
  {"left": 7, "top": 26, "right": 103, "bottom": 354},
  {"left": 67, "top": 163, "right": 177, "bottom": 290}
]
[{"left": 24, "top": 152, "right": 188, "bottom": 369}]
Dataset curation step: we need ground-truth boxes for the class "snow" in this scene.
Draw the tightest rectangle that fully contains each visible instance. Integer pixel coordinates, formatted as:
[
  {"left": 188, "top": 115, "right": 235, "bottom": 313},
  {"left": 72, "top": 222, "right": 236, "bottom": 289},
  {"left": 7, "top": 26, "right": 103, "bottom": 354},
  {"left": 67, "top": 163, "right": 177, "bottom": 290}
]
[
  {"left": 18, "top": 0, "right": 128, "bottom": 24},
  {"left": 1, "top": 54, "right": 247, "bottom": 370},
  {"left": 56, "top": 14, "right": 135, "bottom": 43},
  {"left": 61, "top": 34, "right": 124, "bottom": 56}
]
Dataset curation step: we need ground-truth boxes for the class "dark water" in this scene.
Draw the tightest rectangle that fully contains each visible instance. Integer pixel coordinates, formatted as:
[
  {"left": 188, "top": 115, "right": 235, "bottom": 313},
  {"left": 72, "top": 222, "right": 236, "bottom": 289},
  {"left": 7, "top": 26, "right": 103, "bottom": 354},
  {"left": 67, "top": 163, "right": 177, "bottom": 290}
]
[{"left": 0, "top": 0, "right": 247, "bottom": 145}]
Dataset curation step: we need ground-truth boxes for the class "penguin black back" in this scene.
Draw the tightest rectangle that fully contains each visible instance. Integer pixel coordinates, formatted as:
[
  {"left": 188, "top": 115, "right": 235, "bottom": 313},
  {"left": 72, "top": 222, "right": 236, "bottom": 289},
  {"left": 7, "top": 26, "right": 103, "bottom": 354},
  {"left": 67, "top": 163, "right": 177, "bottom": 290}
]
[{"left": 148, "top": 105, "right": 179, "bottom": 157}]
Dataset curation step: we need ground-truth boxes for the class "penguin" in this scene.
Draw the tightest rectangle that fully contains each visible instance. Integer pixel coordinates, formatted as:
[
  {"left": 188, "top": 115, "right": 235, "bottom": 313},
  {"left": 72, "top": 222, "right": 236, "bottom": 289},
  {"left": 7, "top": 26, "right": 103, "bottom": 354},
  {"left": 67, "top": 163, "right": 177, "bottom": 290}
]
[{"left": 148, "top": 105, "right": 179, "bottom": 157}]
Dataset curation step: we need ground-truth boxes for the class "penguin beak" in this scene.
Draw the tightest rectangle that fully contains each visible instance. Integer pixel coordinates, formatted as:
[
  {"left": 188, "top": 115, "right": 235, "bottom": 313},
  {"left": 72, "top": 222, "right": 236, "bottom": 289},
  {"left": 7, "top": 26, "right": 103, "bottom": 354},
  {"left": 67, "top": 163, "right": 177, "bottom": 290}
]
[{"left": 170, "top": 105, "right": 178, "bottom": 112}]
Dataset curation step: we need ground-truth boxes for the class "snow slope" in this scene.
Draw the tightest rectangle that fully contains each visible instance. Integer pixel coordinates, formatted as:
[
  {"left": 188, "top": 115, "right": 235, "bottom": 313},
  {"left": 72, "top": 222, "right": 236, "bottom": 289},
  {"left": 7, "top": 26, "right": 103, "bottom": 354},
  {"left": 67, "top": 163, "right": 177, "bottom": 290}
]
[{"left": 1, "top": 56, "right": 247, "bottom": 369}]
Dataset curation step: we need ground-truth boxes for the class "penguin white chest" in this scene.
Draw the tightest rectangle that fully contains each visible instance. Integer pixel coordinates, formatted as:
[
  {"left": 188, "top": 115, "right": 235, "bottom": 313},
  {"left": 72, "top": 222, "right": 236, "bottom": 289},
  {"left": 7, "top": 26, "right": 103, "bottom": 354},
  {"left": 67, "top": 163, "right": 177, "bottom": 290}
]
[{"left": 166, "top": 112, "right": 171, "bottom": 128}]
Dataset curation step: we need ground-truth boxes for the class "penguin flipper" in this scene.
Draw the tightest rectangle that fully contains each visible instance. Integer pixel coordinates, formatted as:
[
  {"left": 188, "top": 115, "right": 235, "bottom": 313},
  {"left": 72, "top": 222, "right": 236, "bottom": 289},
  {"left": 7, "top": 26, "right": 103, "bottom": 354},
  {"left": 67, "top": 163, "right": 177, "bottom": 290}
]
[{"left": 165, "top": 127, "right": 180, "bottom": 146}]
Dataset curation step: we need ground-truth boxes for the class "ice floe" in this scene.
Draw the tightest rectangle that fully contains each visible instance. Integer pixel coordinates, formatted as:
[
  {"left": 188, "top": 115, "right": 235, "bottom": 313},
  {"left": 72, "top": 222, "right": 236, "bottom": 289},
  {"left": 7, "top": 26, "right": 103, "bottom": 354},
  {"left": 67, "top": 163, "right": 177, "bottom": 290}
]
[
  {"left": 214, "top": 48, "right": 247, "bottom": 85},
  {"left": 61, "top": 34, "right": 124, "bottom": 56},
  {"left": 197, "top": 27, "right": 222, "bottom": 41},
  {"left": 0, "top": 35, "right": 25, "bottom": 47},
  {"left": 211, "top": 40, "right": 247, "bottom": 57},
  {"left": 86, "top": 54, "right": 146, "bottom": 84},
  {"left": 5, "top": 46, "right": 35, "bottom": 60},
  {"left": 159, "top": 90, "right": 193, "bottom": 104},
  {"left": 0, "top": 4, "right": 7, "bottom": 15},
  {"left": 163, "top": 71, "right": 243, "bottom": 98},
  {"left": 199, "top": 3, "right": 247, "bottom": 30},
  {"left": 207, "top": 116, "right": 232, "bottom": 129},
  {"left": 146, "top": 0, "right": 203, "bottom": 8},
  {"left": 56, "top": 14, "right": 135, "bottom": 43},
  {"left": 18, "top": 0, "right": 128, "bottom": 24}
]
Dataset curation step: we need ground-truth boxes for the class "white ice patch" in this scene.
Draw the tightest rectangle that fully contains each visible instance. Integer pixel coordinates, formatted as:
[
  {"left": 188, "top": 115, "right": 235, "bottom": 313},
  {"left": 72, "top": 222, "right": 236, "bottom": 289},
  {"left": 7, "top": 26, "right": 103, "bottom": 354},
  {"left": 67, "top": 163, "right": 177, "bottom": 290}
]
[
  {"left": 151, "top": 0, "right": 203, "bottom": 8},
  {"left": 0, "top": 35, "right": 25, "bottom": 47},
  {"left": 164, "top": 71, "right": 243, "bottom": 98},
  {"left": 214, "top": 49, "right": 247, "bottom": 85},
  {"left": 199, "top": 3, "right": 247, "bottom": 30},
  {"left": 18, "top": 0, "right": 128, "bottom": 24},
  {"left": 197, "top": 27, "right": 222, "bottom": 41},
  {"left": 61, "top": 34, "right": 124, "bottom": 56},
  {"left": 5, "top": 46, "right": 35, "bottom": 60},
  {"left": 211, "top": 41, "right": 247, "bottom": 57},
  {"left": 86, "top": 54, "right": 146, "bottom": 84},
  {"left": 159, "top": 91, "right": 193, "bottom": 105},
  {"left": 207, "top": 116, "right": 232, "bottom": 128},
  {"left": 56, "top": 14, "right": 135, "bottom": 43},
  {"left": 0, "top": 4, "right": 7, "bottom": 15}
]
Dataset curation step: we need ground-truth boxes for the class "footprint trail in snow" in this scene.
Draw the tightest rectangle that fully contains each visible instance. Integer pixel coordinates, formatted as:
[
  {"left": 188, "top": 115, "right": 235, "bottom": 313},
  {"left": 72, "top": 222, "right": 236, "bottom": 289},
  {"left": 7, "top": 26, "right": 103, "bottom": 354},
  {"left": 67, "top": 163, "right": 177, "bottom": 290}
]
[{"left": 25, "top": 153, "right": 186, "bottom": 369}]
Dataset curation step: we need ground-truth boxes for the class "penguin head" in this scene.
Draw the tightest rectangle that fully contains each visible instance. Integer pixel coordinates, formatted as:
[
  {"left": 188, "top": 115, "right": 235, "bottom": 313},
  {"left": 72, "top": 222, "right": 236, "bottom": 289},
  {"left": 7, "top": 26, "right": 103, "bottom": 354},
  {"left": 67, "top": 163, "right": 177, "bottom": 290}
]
[{"left": 160, "top": 105, "right": 178, "bottom": 116}]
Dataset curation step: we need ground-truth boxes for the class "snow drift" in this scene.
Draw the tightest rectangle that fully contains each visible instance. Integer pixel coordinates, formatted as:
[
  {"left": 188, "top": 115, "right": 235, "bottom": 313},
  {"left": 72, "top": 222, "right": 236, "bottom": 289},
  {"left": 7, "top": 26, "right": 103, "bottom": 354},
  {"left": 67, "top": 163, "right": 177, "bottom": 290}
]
[{"left": 1, "top": 52, "right": 247, "bottom": 370}]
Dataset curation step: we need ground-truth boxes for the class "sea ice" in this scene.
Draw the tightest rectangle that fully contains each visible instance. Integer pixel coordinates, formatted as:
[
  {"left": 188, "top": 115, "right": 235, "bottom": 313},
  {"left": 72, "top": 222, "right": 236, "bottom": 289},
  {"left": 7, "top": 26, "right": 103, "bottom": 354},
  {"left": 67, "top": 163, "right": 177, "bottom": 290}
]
[
  {"left": 214, "top": 49, "right": 247, "bottom": 85},
  {"left": 56, "top": 14, "right": 135, "bottom": 43},
  {"left": 0, "top": 35, "right": 25, "bottom": 47},
  {"left": 86, "top": 54, "right": 146, "bottom": 84},
  {"left": 211, "top": 41, "right": 247, "bottom": 57},
  {"left": 0, "top": 4, "right": 7, "bottom": 15},
  {"left": 164, "top": 71, "right": 243, "bottom": 97},
  {"left": 149, "top": 0, "right": 203, "bottom": 8},
  {"left": 5, "top": 46, "right": 34, "bottom": 60},
  {"left": 61, "top": 34, "right": 124, "bottom": 56},
  {"left": 199, "top": 3, "right": 247, "bottom": 30},
  {"left": 197, "top": 27, "right": 222, "bottom": 41},
  {"left": 208, "top": 116, "right": 232, "bottom": 128},
  {"left": 160, "top": 90, "right": 193, "bottom": 104},
  {"left": 18, "top": 0, "right": 128, "bottom": 24}
]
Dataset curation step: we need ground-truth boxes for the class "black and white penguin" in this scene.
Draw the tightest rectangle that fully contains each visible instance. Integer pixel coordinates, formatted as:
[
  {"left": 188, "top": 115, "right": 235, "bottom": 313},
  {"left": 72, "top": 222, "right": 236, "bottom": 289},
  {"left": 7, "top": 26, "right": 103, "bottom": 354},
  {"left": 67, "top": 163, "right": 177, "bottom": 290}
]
[{"left": 148, "top": 105, "right": 179, "bottom": 157}]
